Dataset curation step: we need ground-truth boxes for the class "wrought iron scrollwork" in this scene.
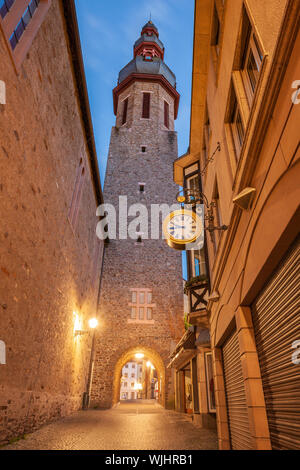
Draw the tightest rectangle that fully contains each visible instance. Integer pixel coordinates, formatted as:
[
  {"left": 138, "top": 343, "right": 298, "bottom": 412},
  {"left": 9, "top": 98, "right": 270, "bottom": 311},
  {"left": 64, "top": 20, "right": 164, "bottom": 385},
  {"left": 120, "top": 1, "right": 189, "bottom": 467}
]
[{"left": 176, "top": 188, "right": 228, "bottom": 237}]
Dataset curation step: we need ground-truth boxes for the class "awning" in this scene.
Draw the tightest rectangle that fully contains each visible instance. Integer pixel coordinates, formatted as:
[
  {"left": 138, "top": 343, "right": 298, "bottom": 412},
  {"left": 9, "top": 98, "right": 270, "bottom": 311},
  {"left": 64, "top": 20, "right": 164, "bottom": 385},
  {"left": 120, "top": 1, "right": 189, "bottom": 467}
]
[{"left": 167, "top": 329, "right": 196, "bottom": 369}]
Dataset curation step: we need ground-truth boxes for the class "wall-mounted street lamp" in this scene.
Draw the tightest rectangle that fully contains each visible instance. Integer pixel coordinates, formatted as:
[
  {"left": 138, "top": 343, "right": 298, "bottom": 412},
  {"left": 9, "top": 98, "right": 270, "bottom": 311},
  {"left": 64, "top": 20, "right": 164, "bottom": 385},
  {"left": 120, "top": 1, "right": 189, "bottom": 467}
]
[{"left": 74, "top": 318, "right": 99, "bottom": 337}]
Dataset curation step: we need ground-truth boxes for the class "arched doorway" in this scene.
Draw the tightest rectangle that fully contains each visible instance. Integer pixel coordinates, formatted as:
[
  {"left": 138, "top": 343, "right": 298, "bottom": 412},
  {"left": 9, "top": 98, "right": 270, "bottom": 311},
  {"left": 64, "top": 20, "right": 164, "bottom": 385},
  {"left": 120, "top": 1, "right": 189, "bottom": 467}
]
[{"left": 113, "top": 346, "right": 166, "bottom": 407}]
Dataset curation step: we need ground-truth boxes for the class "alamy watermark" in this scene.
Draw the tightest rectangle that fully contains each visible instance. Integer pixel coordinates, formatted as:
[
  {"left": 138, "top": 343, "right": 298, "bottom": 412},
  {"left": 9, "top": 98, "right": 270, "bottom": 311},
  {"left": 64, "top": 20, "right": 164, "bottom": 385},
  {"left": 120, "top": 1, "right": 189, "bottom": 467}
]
[
  {"left": 96, "top": 197, "right": 204, "bottom": 250},
  {"left": 0, "top": 80, "right": 5, "bottom": 105},
  {"left": 291, "top": 80, "right": 300, "bottom": 105}
]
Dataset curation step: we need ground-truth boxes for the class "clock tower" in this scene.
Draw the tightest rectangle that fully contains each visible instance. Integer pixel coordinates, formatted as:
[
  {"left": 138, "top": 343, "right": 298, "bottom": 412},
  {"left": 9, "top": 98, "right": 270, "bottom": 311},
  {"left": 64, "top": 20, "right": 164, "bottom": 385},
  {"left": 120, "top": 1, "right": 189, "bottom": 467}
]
[{"left": 90, "top": 21, "right": 184, "bottom": 409}]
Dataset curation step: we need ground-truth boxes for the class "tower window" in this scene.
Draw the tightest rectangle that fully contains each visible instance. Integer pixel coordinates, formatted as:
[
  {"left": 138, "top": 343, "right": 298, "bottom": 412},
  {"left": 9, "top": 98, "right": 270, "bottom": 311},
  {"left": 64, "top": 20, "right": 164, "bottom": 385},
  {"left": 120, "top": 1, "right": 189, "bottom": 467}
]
[
  {"left": 164, "top": 101, "right": 170, "bottom": 129},
  {"left": 141, "top": 146, "right": 146, "bottom": 153},
  {"left": 139, "top": 183, "right": 145, "bottom": 193},
  {"left": 142, "top": 92, "right": 151, "bottom": 119},
  {"left": 122, "top": 98, "right": 128, "bottom": 125},
  {"left": 129, "top": 289, "right": 155, "bottom": 322}
]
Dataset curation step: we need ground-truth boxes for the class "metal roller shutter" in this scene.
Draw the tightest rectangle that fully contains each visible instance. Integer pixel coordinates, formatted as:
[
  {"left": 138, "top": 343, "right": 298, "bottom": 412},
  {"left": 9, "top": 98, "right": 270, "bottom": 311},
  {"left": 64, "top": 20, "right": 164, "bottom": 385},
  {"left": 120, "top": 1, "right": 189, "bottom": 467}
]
[
  {"left": 222, "top": 330, "right": 253, "bottom": 449},
  {"left": 252, "top": 238, "right": 300, "bottom": 450}
]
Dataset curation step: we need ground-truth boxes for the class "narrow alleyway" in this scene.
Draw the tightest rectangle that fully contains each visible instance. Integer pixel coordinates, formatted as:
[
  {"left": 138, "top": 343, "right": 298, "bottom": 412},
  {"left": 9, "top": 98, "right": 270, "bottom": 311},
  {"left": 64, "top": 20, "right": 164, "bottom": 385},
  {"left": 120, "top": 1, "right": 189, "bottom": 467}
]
[{"left": 2, "top": 401, "right": 217, "bottom": 450}]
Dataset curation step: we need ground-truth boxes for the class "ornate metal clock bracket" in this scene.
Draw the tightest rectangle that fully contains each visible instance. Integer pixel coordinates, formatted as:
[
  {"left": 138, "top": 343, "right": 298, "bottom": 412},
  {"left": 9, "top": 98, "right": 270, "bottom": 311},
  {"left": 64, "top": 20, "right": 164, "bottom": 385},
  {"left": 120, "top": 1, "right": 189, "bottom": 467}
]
[{"left": 176, "top": 187, "right": 229, "bottom": 241}]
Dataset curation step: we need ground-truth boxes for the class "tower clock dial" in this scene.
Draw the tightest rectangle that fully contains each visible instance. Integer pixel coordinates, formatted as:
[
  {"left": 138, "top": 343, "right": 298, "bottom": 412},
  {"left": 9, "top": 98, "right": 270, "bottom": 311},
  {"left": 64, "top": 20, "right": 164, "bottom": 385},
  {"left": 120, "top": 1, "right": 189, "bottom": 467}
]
[{"left": 163, "top": 210, "right": 203, "bottom": 250}]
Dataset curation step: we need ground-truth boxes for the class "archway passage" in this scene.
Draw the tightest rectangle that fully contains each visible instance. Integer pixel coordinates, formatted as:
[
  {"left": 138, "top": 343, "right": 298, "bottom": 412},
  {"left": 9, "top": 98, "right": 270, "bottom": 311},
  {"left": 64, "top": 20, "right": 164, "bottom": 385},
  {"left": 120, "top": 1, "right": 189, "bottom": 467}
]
[{"left": 113, "top": 346, "right": 166, "bottom": 407}]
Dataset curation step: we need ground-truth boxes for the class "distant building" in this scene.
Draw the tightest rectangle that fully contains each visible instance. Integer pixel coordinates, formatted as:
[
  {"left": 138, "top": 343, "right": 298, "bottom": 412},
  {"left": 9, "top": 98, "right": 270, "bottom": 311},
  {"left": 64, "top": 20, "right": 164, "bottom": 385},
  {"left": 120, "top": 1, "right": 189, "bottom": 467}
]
[{"left": 120, "top": 362, "right": 143, "bottom": 400}]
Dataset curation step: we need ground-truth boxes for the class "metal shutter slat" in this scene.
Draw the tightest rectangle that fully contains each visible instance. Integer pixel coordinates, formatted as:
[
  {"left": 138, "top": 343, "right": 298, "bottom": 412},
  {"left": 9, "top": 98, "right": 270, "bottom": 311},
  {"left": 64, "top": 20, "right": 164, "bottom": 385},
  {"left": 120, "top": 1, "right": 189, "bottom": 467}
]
[
  {"left": 252, "top": 238, "right": 300, "bottom": 450},
  {"left": 223, "top": 330, "right": 253, "bottom": 450}
]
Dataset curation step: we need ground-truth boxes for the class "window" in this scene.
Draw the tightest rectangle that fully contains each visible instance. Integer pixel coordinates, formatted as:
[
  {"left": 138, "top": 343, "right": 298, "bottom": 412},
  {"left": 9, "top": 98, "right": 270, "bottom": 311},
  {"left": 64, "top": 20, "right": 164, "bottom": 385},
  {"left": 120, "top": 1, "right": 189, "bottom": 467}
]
[
  {"left": 139, "top": 183, "right": 145, "bottom": 193},
  {"left": 191, "top": 249, "right": 207, "bottom": 278},
  {"left": 164, "top": 101, "right": 169, "bottom": 129},
  {"left": 211, "top": 4, "right": 220, "bottom": 53},
  {"left": 205, "top": 353, "right": 216, "bottom": 413},
  {"left": 122, "top": 98, "right": 128, "bottom": 125},
  {"left": 202, "top": 107, "right": 211, "bottom": 169},
  {"left": 131, "top": 383, "right": 134, "bottom": 388},
  {"left": 227, "top": 89, "right": 245, "bottom": 161},
  {"left": 131, "top": 373, "right": 135, "bottom": 378},
  {"left": 0, "top": 0, "right": 51, "bottom": 70},
  {"left": 136, "top": 235, "right": 143, "bottom": 245},
  {"left": 142, "top": 92, "right": 150, "bottom": 119},
  {"left": 0, "top": 0, "right": 16, "bottom": 20},
  {"left": 69, "top": 158, "right": 85, "bottom": 229},
  {"left": 237, "top": 6, "right": 264, "bottom": 105},
  {"left": 141, "top": 146, "right": 147, "bottom": 153},
  {"left": 132, "top": 364, "right": 135, "bottom": 369},
  {"left": 9, "top": 0, "right": 40, "bottom": 51},
  {"left": 125, "top": 365, "right": 129, "bottom": 368},
  {"left": 129, "top": 288, "right": 155, "bottom": 322},
  {"left": 186, "top": 174, "right": 199, "bottom": 194},
  {"left": 124, "top": 373, "right": 128, "bottom": 378},
  {"left": 124, "top": 383, "right": 127, "bottom": 388}
]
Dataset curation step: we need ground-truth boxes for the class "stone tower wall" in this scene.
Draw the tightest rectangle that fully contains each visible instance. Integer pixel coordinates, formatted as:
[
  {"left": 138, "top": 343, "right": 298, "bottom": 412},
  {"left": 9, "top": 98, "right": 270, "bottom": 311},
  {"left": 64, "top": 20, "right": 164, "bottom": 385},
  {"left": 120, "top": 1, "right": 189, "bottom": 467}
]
[{"left": 91, "top": 80, "right": 184, "bottom": 409}]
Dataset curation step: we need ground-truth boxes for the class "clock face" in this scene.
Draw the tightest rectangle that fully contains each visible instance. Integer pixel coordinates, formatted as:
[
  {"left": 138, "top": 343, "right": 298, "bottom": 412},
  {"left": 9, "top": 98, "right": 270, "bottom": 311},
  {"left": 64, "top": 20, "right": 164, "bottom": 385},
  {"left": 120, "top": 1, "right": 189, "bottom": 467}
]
[{"left": 163, "top": 210, "right": 203, "bottom": 250}]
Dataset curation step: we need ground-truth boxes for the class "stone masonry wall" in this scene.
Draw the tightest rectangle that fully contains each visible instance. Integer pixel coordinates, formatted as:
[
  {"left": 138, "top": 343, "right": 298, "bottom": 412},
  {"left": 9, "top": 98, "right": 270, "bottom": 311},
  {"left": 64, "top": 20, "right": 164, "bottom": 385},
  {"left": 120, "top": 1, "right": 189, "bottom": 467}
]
[
  {"left": 0, "top": 0, "right": 103, "bottom": 444},
  {"left": 91, "top": 81, "right": 184, "bottom": 409}
]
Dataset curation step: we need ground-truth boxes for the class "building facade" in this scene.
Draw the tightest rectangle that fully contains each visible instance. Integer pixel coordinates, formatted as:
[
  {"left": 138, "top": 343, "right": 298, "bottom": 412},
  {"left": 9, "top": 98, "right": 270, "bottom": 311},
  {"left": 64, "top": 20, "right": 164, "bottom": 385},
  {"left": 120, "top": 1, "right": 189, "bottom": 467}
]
[
  {"left": 120, "top": 362, "right": 143, "bottom": 400},
  {"left": 172, "top": 0, "right": 300, "bottom": 450},
  {"left": 0, "top": 0, "right": 104, "bottom": 444},
  {"left": 90, "top": 21, "right": 184, "bottom": 410}
]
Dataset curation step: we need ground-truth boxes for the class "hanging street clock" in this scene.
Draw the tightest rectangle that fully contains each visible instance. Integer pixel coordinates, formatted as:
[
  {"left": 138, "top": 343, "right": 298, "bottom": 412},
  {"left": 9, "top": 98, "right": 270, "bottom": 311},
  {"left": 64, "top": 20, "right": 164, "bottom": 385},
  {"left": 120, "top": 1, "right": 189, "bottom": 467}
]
[{"left": 163, "top": 209, "right": 203, "bottom": 251}]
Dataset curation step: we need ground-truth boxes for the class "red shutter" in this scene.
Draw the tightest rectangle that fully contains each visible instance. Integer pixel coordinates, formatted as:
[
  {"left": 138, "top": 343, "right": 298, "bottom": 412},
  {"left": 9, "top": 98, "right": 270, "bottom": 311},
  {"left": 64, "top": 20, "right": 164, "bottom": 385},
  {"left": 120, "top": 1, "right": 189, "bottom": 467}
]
[
  {"left": 164, "top": 101, "right": 169, "bottom": 128},
  {"left": 142, "top": 93, "right": 150, "bottom": 118},
  {"left": 122, "top": 98, "right": 128, "bottom": 125}
]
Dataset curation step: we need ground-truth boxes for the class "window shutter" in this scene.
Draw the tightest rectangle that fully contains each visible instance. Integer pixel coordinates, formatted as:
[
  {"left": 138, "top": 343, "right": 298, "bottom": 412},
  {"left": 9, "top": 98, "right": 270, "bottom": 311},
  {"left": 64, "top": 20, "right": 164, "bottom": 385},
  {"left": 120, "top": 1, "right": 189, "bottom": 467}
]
[
  {"left": 122, "top": 98, "right": 128, "bottom": 125},
  {"left": 164, "top": 101, "right": 170, "bottom": 128},
  {"left": 142, "top": 93, "right": 150, "bottom": 118}
]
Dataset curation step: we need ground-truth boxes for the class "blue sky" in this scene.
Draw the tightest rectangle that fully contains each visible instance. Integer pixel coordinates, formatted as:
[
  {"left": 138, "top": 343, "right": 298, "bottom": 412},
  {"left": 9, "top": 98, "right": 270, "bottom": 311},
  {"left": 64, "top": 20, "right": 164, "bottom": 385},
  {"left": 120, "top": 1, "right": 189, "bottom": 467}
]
[{"left": 75, "top": 0, "right": 195, "bottom": 186}]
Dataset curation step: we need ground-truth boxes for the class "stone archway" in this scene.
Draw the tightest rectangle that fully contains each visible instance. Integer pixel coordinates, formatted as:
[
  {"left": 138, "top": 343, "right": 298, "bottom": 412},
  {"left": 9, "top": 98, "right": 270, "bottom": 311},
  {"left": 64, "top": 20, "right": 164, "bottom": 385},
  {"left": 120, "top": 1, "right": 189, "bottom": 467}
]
[{"left": 112, "top": 346, "right": 166, "bottom": 407}]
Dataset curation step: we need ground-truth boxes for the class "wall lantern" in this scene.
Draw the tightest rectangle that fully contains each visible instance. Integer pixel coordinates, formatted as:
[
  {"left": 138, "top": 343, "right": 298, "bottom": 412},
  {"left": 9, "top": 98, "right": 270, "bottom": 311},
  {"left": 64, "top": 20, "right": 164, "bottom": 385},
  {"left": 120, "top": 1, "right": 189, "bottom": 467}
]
[{"left": 74, "top": 317, "right": 99, "bottom": 337}]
